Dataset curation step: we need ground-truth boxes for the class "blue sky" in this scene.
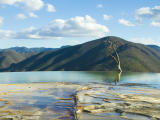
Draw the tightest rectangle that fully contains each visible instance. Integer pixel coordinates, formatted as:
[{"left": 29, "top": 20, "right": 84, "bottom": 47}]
[{"left": 0, "top": 0, "right": 160, "bottom": 48}]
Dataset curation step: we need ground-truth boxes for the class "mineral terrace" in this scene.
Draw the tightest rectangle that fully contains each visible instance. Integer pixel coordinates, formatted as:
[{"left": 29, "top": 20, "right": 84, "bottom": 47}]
[{"left": 0, "top": 82, "right": 159, "bottom": 120}]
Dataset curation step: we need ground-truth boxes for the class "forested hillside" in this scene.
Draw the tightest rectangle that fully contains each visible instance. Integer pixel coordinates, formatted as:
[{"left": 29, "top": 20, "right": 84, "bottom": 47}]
[{"left": 1, "top": 36, "right": 160, "bottom": 72}]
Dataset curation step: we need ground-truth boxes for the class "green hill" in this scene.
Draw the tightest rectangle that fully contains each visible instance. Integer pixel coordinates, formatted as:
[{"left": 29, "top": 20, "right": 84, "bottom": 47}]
[
  {"left": 0, "top": 51, "right": 25, "bottom": 69},
  {"left": 1, "top": 36, "right": 160, "bottom": 72},
  {"left": 0, "top": 51, "right": 39, "bottom": 69},
  {"left": 20, "top": 52, "right": 39, "bottom": 58}
]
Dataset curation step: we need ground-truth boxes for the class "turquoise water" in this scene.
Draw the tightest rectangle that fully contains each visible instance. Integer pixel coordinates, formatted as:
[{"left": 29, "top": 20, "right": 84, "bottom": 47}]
[{"left": 0, "top": 71, "right": 160, "bottom": 88}]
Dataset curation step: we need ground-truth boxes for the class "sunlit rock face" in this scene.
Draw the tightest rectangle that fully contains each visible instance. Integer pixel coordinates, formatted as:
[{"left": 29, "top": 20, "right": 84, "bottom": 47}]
[{"left": 0, "top": 82, "right": 160, "bottom": 120}]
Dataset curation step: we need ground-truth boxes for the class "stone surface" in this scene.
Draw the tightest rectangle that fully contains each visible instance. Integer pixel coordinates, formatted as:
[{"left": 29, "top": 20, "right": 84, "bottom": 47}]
[
  {"left": 75, "top": 84, "right": 160, "bottom": 120},
  {"left": 0, "top": 82, "right": 160, "bottom": 120},
  {"left": 0, "top": 82, "right": 81, "bottom": 120}
]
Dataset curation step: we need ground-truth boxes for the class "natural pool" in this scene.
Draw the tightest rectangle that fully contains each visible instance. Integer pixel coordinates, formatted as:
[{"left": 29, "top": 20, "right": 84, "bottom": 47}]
[
  {"left": 0, "top": 71, "right": 160, "bottom": 88},
  {"left": 0, "top": 71, "right": 159, "bottom": 120}
]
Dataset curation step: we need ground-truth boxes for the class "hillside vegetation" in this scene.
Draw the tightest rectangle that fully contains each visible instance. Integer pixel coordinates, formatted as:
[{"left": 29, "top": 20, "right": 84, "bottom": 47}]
[
  {"left": 0, "top": 51, "right": 38, "bottom": 69},
  {"left": 1, "top": 36, "right": 160, "bottom": 72}
]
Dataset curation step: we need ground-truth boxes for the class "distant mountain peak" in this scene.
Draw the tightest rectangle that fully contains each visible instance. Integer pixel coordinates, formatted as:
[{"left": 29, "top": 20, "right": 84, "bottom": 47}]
[
  {"left": 147, "top": 45, "right": 160, "bottom": 52},
  {"left": 0, "top": 45, "right": 71, "bottom": 53}
]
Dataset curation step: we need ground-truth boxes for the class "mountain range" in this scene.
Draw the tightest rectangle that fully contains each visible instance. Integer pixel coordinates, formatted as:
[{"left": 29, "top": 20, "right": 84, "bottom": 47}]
[
  {"left": 0, "top": 45, "right": 71, "bottom": 69},
  {"left": 0, "top": 36, "right": 160, "bottom": 73},
  {"left": 147, "top": 45, "right": 160, "bottom": 52},
  {"left": 0, "top": 45, "right": 71, "bottom": 53}
]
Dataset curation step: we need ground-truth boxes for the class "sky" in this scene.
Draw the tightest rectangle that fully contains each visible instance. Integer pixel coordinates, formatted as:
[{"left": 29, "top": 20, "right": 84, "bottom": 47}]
[{"left": 0, "top": 0, "right": 160, "bottom": 49}]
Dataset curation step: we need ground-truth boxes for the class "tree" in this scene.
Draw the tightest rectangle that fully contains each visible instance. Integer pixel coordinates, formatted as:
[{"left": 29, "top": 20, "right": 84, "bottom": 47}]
[{"left": 103, "top": 39, "right": 122, "bottom": 73}]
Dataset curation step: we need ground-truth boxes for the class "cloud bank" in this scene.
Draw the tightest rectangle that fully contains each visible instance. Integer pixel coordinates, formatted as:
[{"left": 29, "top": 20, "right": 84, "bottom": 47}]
[
  {"left": 131, "top": 38, "right": 160, "bottom": 46},
  {"left": 135, "top": 6, "right": 160, "bottom": 26},
  {"left": 0, "top": 15, "right": 109, "bottom": 39},
  {"left": 151, "top": 21, "right": 160, "bottom": 26},
  {"left": 0, "top": 0, "right": 44, "bottom": 11},
  {"left": 0, "top": 0, "right": 56, "bottom": 12}
]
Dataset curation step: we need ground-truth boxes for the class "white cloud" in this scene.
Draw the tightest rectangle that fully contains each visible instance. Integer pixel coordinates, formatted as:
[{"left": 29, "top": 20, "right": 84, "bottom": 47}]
[
  {"left": 0, "top": 29, "right": 16, "bottom": 39},
  {"left": 136, "top": 7, "right": 153, "bottom": 15},
  {"left": 0, "top": 0, "right": 19, "bottom": 5},
  {"left": 29, "top": 12, "right": 38, "bottom": 18},
  {"left": 1, "top": 5, "right": 6, "bottom": 8},
  {"left": 97, "top": 4, "right": 103, "bottom": 8},
  {"left": 119, "top": 19, "right": 135, "bottom": 26},
  {"left": 154, "top": 6, "right": 160, "bottom": 10},
  {"left": 0, "top": 17, "right": 4, "bottom": 26},
  {"left": 103, "top": 14, "right": 112, "bottom": 20},
  {"left": 131, "top": 38, "right": 160, "bottom": 46},
  {"left": 22, "top": 0, "right": 44, "bottom": 11},
  {"left": 151, "top": 21, "right": 160, "bottom": 26},
  {"left": 0, "top": 0, "right": 44, "bottom": 11},
  {"left": 0, "top": 15, "right": 109, "bottom": 39},
  {"left": 21, "top": 26, "right": 37, "bottom": 33},
  {"left": 135, "top": 6, "right": 160, "bottom": 25},
  {"left": 15, "top": 14, "right": 27, "bottom": 20},
  {"left": 46, "top": 4, "right": 56, "bottom": 12},
  {"left": 84, "top": 15, "right": 96, "bottom": 23},
  {"left": 0, "top": 26, "right": 62, "bottom": 40},
  {"left": 65, "top": 40, "right": 79, "bottom": 44},
  {"left": 44, "top": 15, "right": 109, "bottom": 37}
]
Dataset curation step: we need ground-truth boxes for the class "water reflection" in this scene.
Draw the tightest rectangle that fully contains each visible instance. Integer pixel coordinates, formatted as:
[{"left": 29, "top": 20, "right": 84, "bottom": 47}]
[
  {"left": 114, "top": 72, "right": 122, "bottom": 84},
  {"left": 0, "top": 83, "right": 80, "bottom": 119},
  {"left": 108, "top": 72, "right": 121, "bottom": 90},
  {"left": 0, "top": 71, "right": 160, "bottom": 88}
]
